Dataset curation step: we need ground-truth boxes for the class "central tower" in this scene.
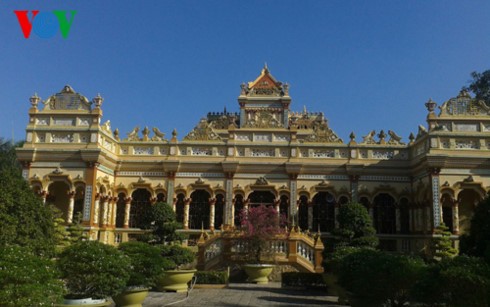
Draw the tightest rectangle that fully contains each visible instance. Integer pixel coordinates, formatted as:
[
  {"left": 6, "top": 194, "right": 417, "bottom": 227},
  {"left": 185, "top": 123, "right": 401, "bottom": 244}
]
[{"left": 238, "top": 65, "right": 291, "bottom": 129}]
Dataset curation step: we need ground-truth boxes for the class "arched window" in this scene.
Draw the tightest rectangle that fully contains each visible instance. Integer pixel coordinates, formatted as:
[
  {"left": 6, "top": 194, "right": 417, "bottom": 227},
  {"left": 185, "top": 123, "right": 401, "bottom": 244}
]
[
  {"left": 298, "top": 195, "right": 309, "bottom": 231},
  {"left": 338, "top": 196, "right": 349, "bottom": 205},
  {"left": 130, "top": 189, "right": 151, "bottom": 228},
  {"left": 373, "top": 193, "right": 396, "bottom": 234},
  {"left": 73, "top": 186, "right": 84, "bottom": 219},
  {"left": 248, "top": 191, "right": 275, "bottom": 207},
  {"left": 399, "top": 197, "right": 410, "bottom": 234},
  {"left": 279, "top": 194, "right": 289, "bottom": 220},
  {"left": 360, "top": 196, "right": 370, "bottom": 212},
  {"left": 47, "top": 181, "right": 71, "bottom": 222},
  {"left": 312, "top": 192, "right": 335, "bottom": 232},
  {"left": 156, "top": 192, "right": 166, "bottom": 203},
  {"left": 441, "top": 194, "right": 454, "bottom": 232},
  {"left": 458, "top": 189, "right": 481, "bottom": 234},
  {"left": 175, "top": 193, "right": 185, "bottom": 224},
  {"left": 116, "top": 192, "right": 126, "bottom": 228},
  {"left": 189, "top": 190, "right": 211, "bottom": 229},
  {"left": 234, "top": 194, "right": 244, "bottom": 227},
  {"left": 215, "top": 194, "right": 225, "bottom": 230}
]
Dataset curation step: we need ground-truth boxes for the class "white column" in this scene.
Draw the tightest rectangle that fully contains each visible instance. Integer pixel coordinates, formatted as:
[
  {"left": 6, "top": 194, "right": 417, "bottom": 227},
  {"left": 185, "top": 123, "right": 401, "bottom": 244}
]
[
  {"left": 67, "top": 191, "right": 75, "bottom": 224},
  {"left": 307, "top": 201, "right": 313, "bottom": 230},
  {"left": 93, "top": 194, "right": 100, "bottom": 226},
  {"left": 124, "top": 197, "right": 131, "bottom": 228},
  {"left": 101, "top": 197, "right": 109, "bottom": 227},
  {"left": 453, "top": 201, "right": 459, "bottom": 234},
  {"left": 209, "top": 198, "right": 216, "bottom": 230},
  {"left": 183, "top": 198, "right": 191, "bottom": 230}
]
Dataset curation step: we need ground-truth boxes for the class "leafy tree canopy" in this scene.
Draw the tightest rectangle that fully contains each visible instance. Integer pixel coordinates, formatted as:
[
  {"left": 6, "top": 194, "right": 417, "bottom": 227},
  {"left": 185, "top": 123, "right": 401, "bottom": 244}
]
[
  {"left": 463, "top": 70, "right": 490, "bottom": 106},
  {"left": 0, "top": 138, "right": 56, "bottom": 257}
]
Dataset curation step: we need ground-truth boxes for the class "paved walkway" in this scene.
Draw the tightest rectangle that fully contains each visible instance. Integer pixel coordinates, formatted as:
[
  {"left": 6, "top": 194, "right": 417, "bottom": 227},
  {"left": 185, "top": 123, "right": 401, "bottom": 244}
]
[{"left": 135, "top": 283, "right": 342, "bottom": 306}]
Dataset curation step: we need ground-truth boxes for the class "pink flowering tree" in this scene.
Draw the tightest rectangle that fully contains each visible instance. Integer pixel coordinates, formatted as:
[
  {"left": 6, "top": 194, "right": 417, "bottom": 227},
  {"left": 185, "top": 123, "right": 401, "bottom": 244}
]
[{"left": 239, "top": 204, "right": 287, "bottom": 263}]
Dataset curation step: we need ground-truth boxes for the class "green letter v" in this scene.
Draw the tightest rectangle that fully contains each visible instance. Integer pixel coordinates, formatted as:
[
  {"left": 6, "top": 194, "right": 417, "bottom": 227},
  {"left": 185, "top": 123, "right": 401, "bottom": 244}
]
[{"left": 53, "top": 10, "right": 77, "bottom": 39}]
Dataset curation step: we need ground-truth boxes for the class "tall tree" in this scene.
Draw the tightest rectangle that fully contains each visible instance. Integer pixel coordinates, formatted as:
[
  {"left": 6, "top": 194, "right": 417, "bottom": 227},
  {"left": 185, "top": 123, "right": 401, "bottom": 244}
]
[
  {"left": 463, "top": 70, "right": 490, "bottom": 106},
  {"left": 0, "top": 138, "right": 56, "bottom": 256}
]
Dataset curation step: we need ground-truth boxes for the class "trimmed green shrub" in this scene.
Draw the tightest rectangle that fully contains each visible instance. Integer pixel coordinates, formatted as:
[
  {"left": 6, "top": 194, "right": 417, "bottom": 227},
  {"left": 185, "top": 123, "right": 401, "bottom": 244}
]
[
  {"left": 119, "top": 241, "right": 175, "bottom": 288},
  {"left": 58, "top": 241, "right": 131, "bottom": 299},
  {"left": 412, "top": 255, "right": 490, "bottom": 307},
  {"left": 195, "top": 271, "right": 228, "bottom": 284},
  {"left": 281, "top": 272, "right": 326, "bottom": 289},
  {"left": 338, "top": 249, "right": 425, "bottom": 307},
  {"left": 460, "top": 196, "right": 490, "bottom": 264},
  {"left": 0, "top": 245, "right": 64, "bottom": 306},
  {"left": 159, "top": 244, "right": 196, "bottom": 269},
  {"left": 140, "top": 202, "right": 184, "bottom": 244},
  {"left": 323, "top": 246, "right": 364, "bottom": 274},
  {"left": 331, "top": 202, "right": 378, "bottom": 249}
]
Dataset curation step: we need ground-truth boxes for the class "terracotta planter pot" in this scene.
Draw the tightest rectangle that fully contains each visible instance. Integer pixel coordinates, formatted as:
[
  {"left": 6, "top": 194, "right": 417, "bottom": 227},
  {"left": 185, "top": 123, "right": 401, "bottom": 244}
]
[
  {"left": 112, "top": 288, "right": 149, "bottom": 307},
  {"left": 157, "top": 269, "right": 196, "bottom": 292},
  {"left": 243, "top": 264, "right": 274, "bottom": 284}
]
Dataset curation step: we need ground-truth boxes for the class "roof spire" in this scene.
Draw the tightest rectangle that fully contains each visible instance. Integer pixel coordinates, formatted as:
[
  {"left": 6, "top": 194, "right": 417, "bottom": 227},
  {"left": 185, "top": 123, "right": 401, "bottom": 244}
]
[{"left": 263, "top": 62, "right": 269, "bottom": 73}]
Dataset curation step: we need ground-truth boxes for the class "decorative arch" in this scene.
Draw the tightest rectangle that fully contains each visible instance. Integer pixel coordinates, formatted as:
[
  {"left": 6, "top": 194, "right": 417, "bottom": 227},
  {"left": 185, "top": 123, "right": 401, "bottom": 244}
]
[
  {"left": 214, "top": 193, "right": 225, "bottom": 230},
  {"left": 189, "top": 189, "right": 211, "bottom": 229},
  {"left": 297, "top": 194, "right": 309, "bottom": 231},
  {"left": 457, "top": 188, "right": 482, "bottom": 234},
  {"left": 373, "top": 193, "right": 396, "bottom": 234},
  {"left": 175, "top": 192, "right": 186, "bottom": 224},
  {"left": 312, "top": 191, "right": 335, "bottom": 232},
  {"left": 47, "top": 181, "right": 71, "bottom": 222},
  {"left": 115, "top": 192, "right": 126, "bottom": 228},
  {"left": 233, "top": 194, "right": 244, "bottom": 227},
  {"left": 130, "top": 188, "right": 152, "bottom": 228}
]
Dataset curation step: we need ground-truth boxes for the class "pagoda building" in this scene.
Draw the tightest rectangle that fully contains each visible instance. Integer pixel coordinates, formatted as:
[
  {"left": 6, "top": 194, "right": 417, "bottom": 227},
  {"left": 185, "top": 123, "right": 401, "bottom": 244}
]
[{"left": 17, "top": 66, "right": 490, "bottom": 251}]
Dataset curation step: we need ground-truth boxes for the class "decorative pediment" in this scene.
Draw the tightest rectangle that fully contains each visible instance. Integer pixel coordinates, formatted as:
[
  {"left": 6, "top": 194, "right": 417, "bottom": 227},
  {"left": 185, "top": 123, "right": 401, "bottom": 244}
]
[
  {"left": 43, "top": 85, "right": 92, "bottom": 111},
  {"left": 360, "top": 130, "right": 405, "bottom": 145},
  {"left": 184, "top": 119, "right": 222, "bottom": 141},
  {"left": 439, "top": 90, "right": 490, "bottom": 116},
  {"left": 209, "top": 114, "right": 238, "bottom": 130},
  {"left": 243, "top": 110, "right": 283, "bottom": 129},
  {"left": 241, "top": 64, "right": 288, "bottom": 97},
  {"left": 255, "top": 176, "right": 268, "bottom": 185},
  {"left": 304, "top": 121, "right": 343, "bottom": 143}
]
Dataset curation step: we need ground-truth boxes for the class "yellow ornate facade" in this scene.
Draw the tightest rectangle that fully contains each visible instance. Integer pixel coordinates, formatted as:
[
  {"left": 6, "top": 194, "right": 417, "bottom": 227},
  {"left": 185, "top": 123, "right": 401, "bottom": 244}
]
[{"left": 17, "top": 67, "right": 490, "bottom": 251}]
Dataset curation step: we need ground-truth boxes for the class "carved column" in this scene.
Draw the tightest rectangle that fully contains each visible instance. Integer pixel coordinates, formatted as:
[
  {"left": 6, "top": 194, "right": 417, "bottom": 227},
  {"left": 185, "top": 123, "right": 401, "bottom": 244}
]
[
  {"left": 225, "top": 172, "right": 234, "bottom": 227},
  {"left": 123, "top": 197, "right": 132, "bottom": 228},
  {"left": 453, "top": 200, "right": 459, "bottom": 235},
  {"left": 101, "top": 196, "right": 109, "bottom": 227},
  {"left": 349, "top": 175, "right": 360, "bottom": 203},
  {"left": 172, "top": 197, "right": 177, "bottom": 212},
  {"left": 209, "top": 198, "right": 216, "bottom": 230},
  {"left": 67, "top": 191, "right": 76, "bottom": 224},
  {"left": 307, "top": 201, "right": 313, "bottom": 230},
  {"left": 93, "top": 193, "right": 101, "bottom": 226},
  {"left": 289, "top": 174, "right": 298, "bottom": 225},
  {"left": 183, "top": 198, "right": 191, "bottom": 230},
  {"left": 231, "top": 197, "right": 236, "bottom": 227},
  {"left": 428, "top": 167, "right": 442, "bottom": 229},
  {"left": 84, "top": 162, "right": 99, "bottom": 224},
  {"left": 167, "top": 171, "right": 176, "bottom": 209},
  {"left": 274, "top": 198, "right": 281, "bottom": 218},
  {"left": 111, "top": 197, "right": 118, "bottom": 227}
]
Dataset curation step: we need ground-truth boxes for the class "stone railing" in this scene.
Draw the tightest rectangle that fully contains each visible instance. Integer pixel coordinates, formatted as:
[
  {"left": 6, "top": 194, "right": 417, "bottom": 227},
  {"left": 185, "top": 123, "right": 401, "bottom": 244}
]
[{"left": 196, "top": 227, "right": 324, "bottom": 273}]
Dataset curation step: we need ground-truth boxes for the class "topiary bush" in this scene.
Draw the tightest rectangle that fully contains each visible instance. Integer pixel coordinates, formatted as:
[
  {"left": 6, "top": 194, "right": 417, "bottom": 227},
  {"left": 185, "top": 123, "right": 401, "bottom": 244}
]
[
  {"left": 195, "top": 271, "right": 229, "bottom": 284},
  {"left": 119, "top": 241, "right": 175, "bottom": 288},
  {"left": 140, "top": 202, "right": 185, "bottom": 244},
  {"left": 159, "top": 244, "right": 196, "bottom": 269},
  {"left": 412, "top": 255, "right": 490, "bottom": 306},
  {"left": 58, "top": 241, "right": 131, "bottom": 299},
  {"left": 338, "top": 249, "right": 425, "bottom": 307},
  {"left": 0, "top": 245, "right": 64, "bottom": 306}
]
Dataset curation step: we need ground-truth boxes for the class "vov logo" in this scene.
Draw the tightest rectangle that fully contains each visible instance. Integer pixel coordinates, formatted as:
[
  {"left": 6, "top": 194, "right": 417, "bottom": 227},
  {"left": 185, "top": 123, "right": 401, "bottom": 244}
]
[{"left": 14, "top": 11, "right": 77, "bottom": 39}]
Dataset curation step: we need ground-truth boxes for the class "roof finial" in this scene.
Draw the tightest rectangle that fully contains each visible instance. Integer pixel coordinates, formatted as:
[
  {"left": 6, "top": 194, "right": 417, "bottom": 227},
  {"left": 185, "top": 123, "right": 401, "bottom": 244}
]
[
  {"left": 263, "top": 62, "right": 269, "bottom": 73},
  {"left": 303, "top": 105, "right": 307, "bottom": 114}
]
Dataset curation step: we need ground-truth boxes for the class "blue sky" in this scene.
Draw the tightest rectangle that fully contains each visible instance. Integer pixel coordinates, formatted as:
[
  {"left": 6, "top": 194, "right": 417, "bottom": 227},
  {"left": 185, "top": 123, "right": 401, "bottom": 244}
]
[{"left": 1, "top": 1, "right": 489, "bottom": 143}]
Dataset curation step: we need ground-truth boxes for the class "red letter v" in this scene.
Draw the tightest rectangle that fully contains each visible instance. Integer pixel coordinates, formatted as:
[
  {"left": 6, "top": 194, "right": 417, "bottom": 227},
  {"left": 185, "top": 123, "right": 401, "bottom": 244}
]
[{"left": 14, "top": 11, "right": 39, "bottom": 39}]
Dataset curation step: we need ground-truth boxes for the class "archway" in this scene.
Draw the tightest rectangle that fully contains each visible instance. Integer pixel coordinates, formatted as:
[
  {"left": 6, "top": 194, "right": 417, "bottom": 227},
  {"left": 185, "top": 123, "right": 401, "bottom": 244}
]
[
  {"left": 248, "top": 190, "right": 275, "bottom": 207},
  {"left": 130, "top": 189, "right": 151, "bottom": 228},
  {"left": 373, "top": 193, "right": 396, "bottom": 234},
  {"left": 312, "top": 192, "right": 335, "bottom": 232},
  {"left": 73, "top": 186, "right": 85, "bottom": 221},
  {"left": 399, "top": 197, "right": 410, "bottom": 234},
  {"left": 47, "top": 181, "right": 70, "bottom": 222},
  {"left": 215, "top": 194, "right": 225, "bottom": 230},
  {"left": 116, "top": 192, "right": 126, "bottom": 228},
  {"left": 458, "top": 189, "right": 481, "bottom": 234},
  {"left": 234, "top": 194, "right": 244, "bottom": 227},
  {"left": 279, "top": 194, "right": 289, "bottom": 220},
  {"left": 189, "top": 190, "right": 211, "bottom": 229},
  {"left": 156, "top": 192, "right": 166, "bottom": 203},
  {"left": 298, "top": 195, "right": 309, "bottom": 230},
  {"left": 441, "top": 194, "right": 454, "bottom": 232},
  {"left": 175, "top": 193, "right": 185, "bottom": 224}
]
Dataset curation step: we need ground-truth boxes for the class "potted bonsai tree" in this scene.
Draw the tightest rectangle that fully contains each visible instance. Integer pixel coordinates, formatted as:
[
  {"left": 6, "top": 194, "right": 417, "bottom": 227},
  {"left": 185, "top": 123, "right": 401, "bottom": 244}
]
[
  {"left": 239, "top": 204, "right": 287, "bottom": 284},
  {"left": 114, "top": 241, "right": 174, "bottom": 306},
  {"left": 141, "top": 202, "right": 197, "bottom": 292},
  {"left": 57, "top": 240, "right": 131, "bottom": 306},
  {"left": 156, "top": 244, "right": 197, "bottom": 292}
]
